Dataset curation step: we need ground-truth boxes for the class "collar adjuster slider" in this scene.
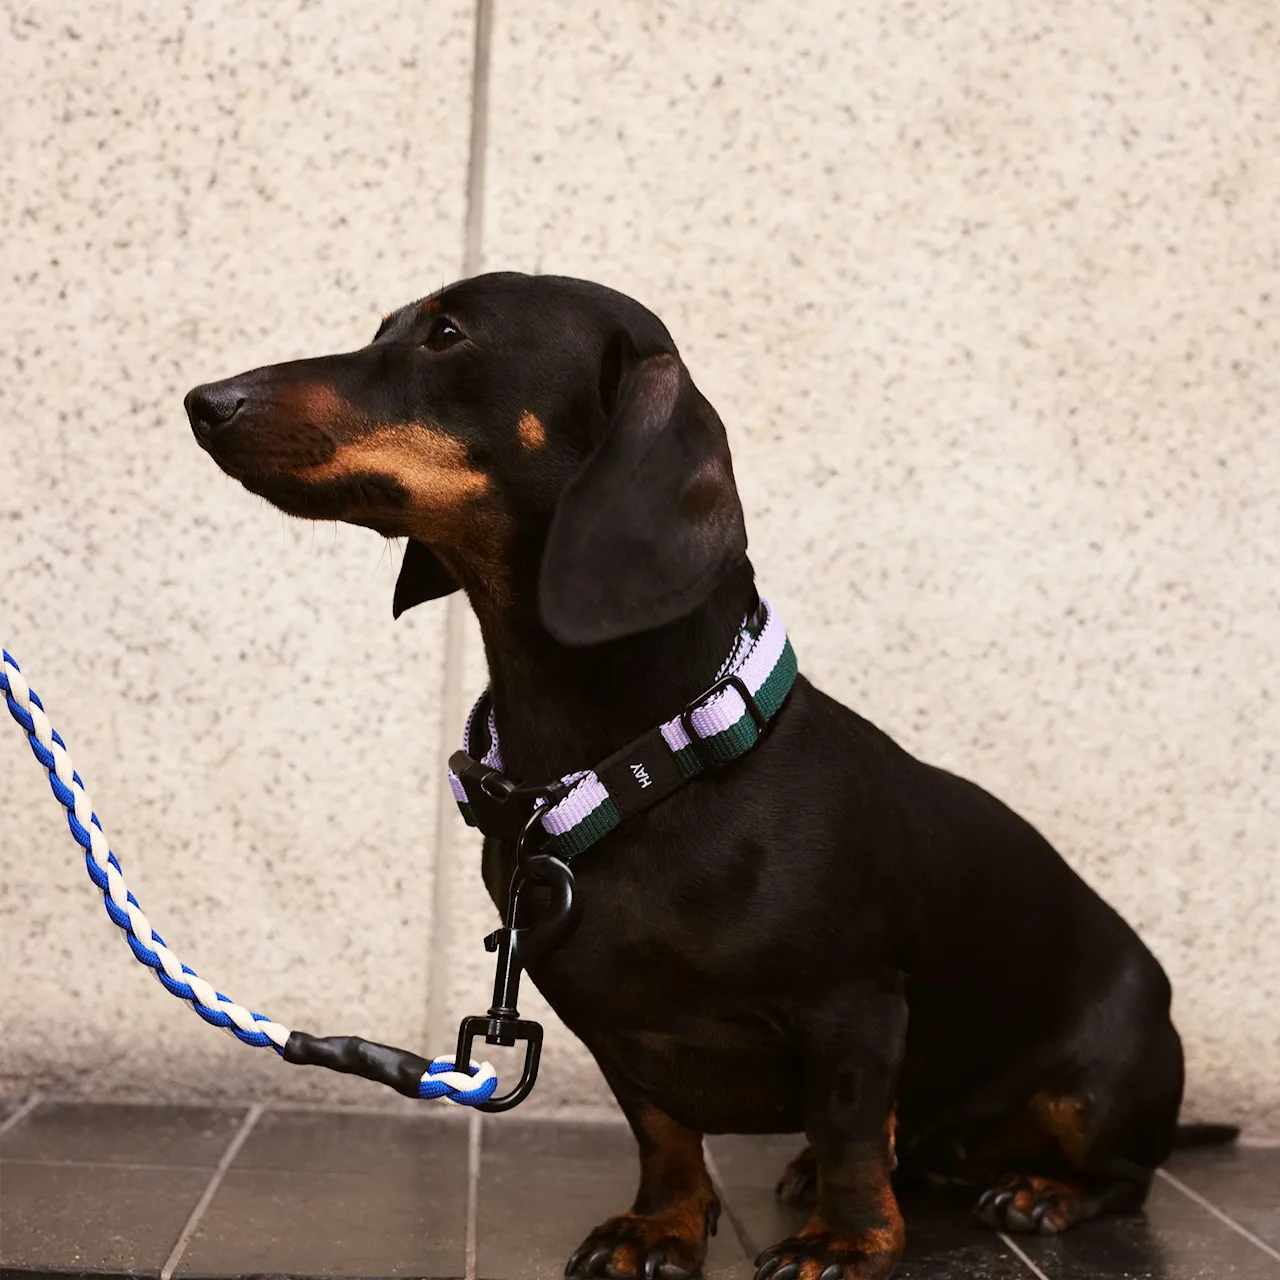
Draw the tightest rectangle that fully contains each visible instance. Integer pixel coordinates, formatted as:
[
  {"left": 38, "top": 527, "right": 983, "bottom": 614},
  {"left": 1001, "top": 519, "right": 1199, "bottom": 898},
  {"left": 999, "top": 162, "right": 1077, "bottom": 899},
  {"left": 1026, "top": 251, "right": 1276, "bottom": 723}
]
[{"left": 681, "top": 672, "right": 767, "bottom": 770}]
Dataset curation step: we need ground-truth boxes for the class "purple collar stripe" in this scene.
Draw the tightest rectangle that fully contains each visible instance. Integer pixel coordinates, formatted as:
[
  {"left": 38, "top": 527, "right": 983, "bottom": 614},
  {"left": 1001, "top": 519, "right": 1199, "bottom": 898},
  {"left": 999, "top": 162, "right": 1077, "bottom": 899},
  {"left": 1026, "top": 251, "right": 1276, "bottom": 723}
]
[
  {"left": 659, "top": 602, "right": 788, "bottom": 755},
  {"left": 449, "top": 598, "right": 797, "bottom": 859}
]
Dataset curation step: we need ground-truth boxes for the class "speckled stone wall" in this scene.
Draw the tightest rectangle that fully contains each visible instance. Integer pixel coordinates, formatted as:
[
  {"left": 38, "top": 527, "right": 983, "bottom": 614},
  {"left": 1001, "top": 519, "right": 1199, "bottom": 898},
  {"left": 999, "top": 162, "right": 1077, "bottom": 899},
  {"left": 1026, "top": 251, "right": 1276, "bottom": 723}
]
[
  {"left": 460, "top": 1, "right": 1279, "bottom": 1131},
  {"left": 2, "top": 1, "right": 1276, "bottom": 1134},
  {"left": 0, "top": 0, "right": 475, "bottom": 1105}
]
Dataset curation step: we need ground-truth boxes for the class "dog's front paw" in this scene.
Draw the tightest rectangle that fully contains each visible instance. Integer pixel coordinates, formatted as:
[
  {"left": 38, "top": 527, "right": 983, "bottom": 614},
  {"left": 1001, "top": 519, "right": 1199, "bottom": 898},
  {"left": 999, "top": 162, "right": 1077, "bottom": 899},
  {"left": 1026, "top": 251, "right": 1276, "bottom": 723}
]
[
  {"left": 975, "top": 1173, "right": 1098, "bottom": 1234},
  {"left": 754, "top": 1229, "right": 900, "bottom": 1280},
  {"left": 774, "top": 1146, "right": 818, "bottom": 1204},
  {"left": 565, "top": 1201, "right": 719, "bottom": 1280}
]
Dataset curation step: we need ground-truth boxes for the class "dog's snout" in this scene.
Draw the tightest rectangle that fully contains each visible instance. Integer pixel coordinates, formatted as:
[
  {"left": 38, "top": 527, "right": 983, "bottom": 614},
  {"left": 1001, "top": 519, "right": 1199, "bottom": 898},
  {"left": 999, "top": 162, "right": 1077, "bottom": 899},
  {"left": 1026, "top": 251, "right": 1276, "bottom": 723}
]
[{"left": 185, "top": 381, "right": 246, "bottom": 447}]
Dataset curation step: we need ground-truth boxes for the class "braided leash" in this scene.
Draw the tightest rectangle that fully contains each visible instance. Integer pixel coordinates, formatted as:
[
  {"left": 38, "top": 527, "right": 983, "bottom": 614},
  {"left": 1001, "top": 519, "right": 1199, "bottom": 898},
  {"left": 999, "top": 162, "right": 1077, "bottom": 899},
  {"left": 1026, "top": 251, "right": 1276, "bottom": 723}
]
[{"left": 0, "top": 646, "right": 499, "bottom": 1106}]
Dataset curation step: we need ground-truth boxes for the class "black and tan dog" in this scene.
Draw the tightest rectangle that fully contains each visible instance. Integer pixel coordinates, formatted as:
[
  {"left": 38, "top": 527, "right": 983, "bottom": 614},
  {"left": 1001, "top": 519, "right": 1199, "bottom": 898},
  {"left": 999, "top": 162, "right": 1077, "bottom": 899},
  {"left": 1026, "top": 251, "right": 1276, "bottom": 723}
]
[{"left": 187, "top": 272, "right": 1229, "bottom": 1280}]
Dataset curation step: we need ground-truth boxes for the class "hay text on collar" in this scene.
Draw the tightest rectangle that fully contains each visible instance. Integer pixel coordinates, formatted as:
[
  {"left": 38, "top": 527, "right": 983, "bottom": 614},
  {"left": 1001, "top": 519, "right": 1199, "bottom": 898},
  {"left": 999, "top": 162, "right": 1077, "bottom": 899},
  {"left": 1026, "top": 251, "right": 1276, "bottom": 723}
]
[{"left": 448, "top": 596, "right": 798, "bottom": 856}]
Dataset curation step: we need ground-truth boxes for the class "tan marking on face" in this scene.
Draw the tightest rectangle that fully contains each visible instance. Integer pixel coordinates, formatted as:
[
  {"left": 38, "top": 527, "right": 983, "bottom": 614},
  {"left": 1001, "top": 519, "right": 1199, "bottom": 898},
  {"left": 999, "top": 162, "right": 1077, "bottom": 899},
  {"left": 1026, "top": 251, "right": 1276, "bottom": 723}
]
[
  {"left": 518, "top": 409, "right": 547, "bottom": 450},
  {"left": 419, "top": 296, "right": 442, "bottom": 314},
  {"left": 310, "top": 426, "right": 512, "bottom": 602},
  {"left": 275, "top": 381, "right": 363, "bottom": 433},
  {"left": 309, "top": 426, "right": 488, "bottom": 508}
]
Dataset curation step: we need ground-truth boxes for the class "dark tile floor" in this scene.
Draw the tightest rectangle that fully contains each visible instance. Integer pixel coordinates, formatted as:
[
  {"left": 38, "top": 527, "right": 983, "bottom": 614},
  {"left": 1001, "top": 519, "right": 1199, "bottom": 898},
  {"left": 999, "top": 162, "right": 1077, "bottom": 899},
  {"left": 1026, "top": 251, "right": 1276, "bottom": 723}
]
[{"left": 1, "top": 1099, "right": 1276, "bottom": 1279}]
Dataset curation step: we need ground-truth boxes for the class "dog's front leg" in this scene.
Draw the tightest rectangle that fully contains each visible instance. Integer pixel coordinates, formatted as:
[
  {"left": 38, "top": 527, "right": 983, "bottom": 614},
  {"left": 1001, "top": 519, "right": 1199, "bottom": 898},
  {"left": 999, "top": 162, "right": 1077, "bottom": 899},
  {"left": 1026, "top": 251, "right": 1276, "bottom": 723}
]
[
  {"left": 565, "top": 1098, "right": 719, "bottom": 1280},
  {"left": 756, "top": 984, "right": 907, "bottom": 1280}
]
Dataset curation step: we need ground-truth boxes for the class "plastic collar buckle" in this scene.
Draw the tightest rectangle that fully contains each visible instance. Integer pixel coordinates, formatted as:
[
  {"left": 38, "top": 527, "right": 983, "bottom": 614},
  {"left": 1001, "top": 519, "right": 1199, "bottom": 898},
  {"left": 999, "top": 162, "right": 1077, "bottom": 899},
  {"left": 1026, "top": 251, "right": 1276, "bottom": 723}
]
[{"left": 450, "top": 750, "right": 569, "bottom": 841}]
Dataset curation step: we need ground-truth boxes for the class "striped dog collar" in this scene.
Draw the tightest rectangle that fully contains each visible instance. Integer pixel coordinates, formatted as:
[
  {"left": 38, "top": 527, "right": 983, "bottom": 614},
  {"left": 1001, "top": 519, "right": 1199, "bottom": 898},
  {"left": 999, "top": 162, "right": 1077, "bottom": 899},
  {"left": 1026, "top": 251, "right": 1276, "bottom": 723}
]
[{"left": 448, "top": 597, "right": 798, "bottom": 860}]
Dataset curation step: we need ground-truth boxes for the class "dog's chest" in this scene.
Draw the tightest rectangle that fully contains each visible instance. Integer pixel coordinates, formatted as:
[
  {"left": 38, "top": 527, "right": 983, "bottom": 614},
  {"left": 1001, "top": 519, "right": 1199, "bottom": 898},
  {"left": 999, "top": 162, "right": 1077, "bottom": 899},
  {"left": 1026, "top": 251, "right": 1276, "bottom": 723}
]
[
  {"left": 479, "top": 822, "right": 812, "bottom": 1129},
  {"left": 540, "top": 955, "right": 804, "bottom": 1132},
  {"left": 521, "top": 880, "right": 806, "bottom": 1133}
]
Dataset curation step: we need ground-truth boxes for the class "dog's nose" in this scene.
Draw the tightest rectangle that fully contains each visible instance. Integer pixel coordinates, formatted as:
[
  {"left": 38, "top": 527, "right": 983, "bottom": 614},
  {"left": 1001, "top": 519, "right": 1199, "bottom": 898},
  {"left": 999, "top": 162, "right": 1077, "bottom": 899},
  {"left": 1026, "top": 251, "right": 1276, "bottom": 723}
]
[{"left": 185, "top": 381, "right": 246, "bottom": 448}]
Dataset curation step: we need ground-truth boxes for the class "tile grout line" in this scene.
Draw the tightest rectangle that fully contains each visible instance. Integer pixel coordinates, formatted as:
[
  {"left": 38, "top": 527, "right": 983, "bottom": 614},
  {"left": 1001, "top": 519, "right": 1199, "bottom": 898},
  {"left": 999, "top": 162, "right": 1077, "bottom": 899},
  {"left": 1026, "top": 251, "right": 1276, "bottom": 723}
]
[
  {"left": 424, "top": 0, "right": 495, "bottom": 1056},
  {"left": 1155, "top": 1166, "right": 1280, "bottom": 1262},
  {"left": 158, "top": 1102, "right": 263, "bottom": 1280},
  {"left": 701, "top": 1141, "right": 760, "bottom": 1263},
  {"left": 997, "top": 1232, "right": 1052, "bottom": 1280},
  {"left": 13, "top": 1090, "right": 627, "bottom": 1122},
  {"left": 0, "top": 1094, "right": 43, "bottom": 1139},
  {"left": 464, "top": 1110, "right": 483, "bottom": 1280},
  {"left": 4, "top": 1158, "right": 238, "bottom": 1172}
]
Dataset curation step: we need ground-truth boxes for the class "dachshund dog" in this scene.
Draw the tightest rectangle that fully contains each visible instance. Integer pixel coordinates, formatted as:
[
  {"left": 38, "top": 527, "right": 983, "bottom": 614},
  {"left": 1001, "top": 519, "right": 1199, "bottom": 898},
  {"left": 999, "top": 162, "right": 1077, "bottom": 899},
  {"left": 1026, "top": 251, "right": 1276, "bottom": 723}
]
[{"left": 187, "top": 272, "right": 1225, "bottom": 1280}]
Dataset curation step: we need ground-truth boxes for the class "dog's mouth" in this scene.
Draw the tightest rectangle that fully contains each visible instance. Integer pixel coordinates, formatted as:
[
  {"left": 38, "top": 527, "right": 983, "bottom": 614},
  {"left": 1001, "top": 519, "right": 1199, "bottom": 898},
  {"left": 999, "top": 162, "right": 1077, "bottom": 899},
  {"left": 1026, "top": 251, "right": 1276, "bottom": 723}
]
[
  {"left": 197, "top": 413, "right": 406, "bottom": 528},
  {"left": 237, "top": 467, "right": 412, "bottom": 534}
]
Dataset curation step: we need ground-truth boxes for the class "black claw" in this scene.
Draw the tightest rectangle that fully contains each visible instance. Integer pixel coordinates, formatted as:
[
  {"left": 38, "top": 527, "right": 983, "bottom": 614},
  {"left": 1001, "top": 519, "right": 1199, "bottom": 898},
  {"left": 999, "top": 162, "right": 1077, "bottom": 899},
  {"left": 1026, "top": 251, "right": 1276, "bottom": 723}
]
[
  {"left": 754, "top": 1243, "right": 786, "bottom": 1268},
  {"left": 975, "top": 1197, "right": 1002, "bottom": 1228},
  {"left": 775, "top": 1166, "right": 817, "bottom": 1202},
  {"left": 566, "top": 1244, "right": 591, "bottom": 1276},
  {"left": 754, "top": 1258, "right": 781, "bottom": 1280},
  {"left": 1035, "top": 1203, "right": 1061, "bottom": 1236},
  {"left": 584, "top": 1245, "right": 614, "bottom": 1276},
  {"left": 643, "top": 1247, "right": 666, "bottom": 1280},
  {"left": 992, "top": 1189, "right": 1017, "bottom": 1214},
  {"left": 976, "top": 1188, "right": 995, "bottom": 1212},
  {"left": 818, "top": 1266, "right": 845, "bottom": 1280},
  {"left": 706, "top": 1199, "right": 721, "bottom": 1236},
  {"left": 772, "top": 1264, "right": 801, "bottom": 1280}
]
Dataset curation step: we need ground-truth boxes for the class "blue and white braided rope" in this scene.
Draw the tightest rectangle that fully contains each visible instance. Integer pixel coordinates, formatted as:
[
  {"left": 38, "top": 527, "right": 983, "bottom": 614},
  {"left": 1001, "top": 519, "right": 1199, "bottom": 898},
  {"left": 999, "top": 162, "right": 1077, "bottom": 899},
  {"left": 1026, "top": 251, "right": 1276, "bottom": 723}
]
[{"left": 1, "top": 647, "right": 498, "bottom": 1106}]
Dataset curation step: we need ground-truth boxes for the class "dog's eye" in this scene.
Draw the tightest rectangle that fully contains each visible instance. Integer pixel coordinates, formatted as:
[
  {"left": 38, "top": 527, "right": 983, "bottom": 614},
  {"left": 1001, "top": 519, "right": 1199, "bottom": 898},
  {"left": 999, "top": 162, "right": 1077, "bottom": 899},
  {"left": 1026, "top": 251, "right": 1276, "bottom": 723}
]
[{"left": 423, "top": 315, "right": 466, "bottom": 351}]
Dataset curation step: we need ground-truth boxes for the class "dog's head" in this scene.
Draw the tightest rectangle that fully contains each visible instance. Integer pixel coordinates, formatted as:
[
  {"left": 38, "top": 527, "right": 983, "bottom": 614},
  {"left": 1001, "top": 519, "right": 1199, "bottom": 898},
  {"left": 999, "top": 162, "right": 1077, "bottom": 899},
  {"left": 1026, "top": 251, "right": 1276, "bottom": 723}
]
[{"left": 186, "top": 272, "right": 747, "bottom": 645}]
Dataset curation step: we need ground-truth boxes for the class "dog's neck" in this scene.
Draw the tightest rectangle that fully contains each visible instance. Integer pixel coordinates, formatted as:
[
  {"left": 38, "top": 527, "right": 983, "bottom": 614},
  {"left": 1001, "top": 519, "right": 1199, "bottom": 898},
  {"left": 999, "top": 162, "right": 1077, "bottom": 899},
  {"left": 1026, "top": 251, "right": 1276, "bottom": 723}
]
[{"left": 468, "top": 560, "right": 758, "bottom": 784}]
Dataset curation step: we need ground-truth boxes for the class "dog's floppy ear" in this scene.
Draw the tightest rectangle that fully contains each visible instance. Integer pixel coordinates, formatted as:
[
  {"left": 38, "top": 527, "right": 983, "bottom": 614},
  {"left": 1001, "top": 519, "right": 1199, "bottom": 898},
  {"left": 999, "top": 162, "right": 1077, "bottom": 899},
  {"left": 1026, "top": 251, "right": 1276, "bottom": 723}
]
[
  {"left": 392, "top": 539, "right": 459, "bottom": 618},
  {"left": 538, "top": 336, "right": 747, "bottom": 646}
]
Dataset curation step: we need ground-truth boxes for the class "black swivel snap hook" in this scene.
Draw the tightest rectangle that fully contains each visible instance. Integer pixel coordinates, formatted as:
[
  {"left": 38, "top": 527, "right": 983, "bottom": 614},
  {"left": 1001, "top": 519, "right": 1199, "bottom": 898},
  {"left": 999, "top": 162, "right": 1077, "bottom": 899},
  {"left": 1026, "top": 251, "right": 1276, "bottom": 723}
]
[{"left": 455, "top": 805, "right": 579, "bottom": 1112}]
